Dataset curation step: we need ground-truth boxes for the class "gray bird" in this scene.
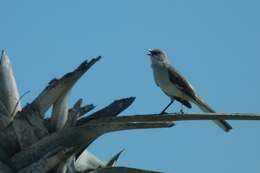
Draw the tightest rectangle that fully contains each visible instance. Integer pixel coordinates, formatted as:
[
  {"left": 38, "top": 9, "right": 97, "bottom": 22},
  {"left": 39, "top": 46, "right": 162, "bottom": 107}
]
[{"left": 147, "top": 48, "right": 232, "bottom": 132}]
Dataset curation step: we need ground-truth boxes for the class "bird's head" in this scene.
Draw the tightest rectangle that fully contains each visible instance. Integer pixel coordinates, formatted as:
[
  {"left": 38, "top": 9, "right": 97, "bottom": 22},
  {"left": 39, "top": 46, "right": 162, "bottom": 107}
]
[{"left": 147, "top": 48, "right": 169, "bottom": 66}]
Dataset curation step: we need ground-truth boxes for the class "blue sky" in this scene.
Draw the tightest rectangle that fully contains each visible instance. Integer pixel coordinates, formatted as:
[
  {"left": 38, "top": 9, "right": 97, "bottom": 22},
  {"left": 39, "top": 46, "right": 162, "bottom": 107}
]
[{"left": 1, "top": 0, "right": 260, "bottom": 172}]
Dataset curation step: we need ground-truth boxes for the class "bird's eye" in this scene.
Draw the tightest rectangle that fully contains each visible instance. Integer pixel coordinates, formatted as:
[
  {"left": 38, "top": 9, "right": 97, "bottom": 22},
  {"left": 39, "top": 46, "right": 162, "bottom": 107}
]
[{"left": 152, "top": 51, "right": 159, "bottom": 55}]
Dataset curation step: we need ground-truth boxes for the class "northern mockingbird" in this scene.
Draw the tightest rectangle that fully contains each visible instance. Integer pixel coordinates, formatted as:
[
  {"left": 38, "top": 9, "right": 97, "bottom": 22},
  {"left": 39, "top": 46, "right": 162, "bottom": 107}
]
[{"left": 147, "top": 48, "right": 232, "bottom": 132}]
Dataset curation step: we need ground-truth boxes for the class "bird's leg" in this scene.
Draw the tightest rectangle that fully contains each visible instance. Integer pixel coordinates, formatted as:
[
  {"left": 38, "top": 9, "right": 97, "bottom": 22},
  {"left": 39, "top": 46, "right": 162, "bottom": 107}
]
[
  {"left": 180, "top": 104, "right": 184, "bottom": 114},
  {"left": 180, "top": 93, "right": 185, "bottom": 114},
  {"left": 160, "top": 100, "right": 174, "bottom": 115}
]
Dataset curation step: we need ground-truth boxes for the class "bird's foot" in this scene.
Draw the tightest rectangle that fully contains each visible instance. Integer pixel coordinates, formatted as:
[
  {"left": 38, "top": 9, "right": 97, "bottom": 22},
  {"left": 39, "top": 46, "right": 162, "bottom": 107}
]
[
  {"left": 179, "top": 104, "right": 185, "bottom": 114},
  {"left": 160, "top": 111, "right": 168, "bottom": 115}
]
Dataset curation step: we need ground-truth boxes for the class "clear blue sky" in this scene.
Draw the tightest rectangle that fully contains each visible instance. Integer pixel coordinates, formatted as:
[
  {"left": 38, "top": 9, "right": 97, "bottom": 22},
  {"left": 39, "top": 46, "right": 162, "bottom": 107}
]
[{"left": 1, "top": 0, "right": 260, "bottom": 172}]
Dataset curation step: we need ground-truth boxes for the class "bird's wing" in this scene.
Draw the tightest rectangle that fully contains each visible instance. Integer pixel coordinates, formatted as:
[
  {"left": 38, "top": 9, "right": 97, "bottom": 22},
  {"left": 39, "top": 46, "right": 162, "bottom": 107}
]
[
  {"left": 173, "top": 96, "right": 192, "bottom": 108},
  {"left": 168, "top": 66, "right": 232, "bottom": 132},
  {"left": 167, "top": 66, "right": 197, "bottom": 101}
]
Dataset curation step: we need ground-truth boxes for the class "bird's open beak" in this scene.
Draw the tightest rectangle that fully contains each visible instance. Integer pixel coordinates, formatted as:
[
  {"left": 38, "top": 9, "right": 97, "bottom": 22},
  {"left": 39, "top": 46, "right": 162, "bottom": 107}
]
[{"left": 146, "top": 49, "right": 152, "bottom": 56}]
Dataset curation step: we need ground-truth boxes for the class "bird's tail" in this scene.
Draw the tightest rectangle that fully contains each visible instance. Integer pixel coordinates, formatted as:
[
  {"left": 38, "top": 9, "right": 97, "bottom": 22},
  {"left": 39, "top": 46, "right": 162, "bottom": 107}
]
[{"left": 194, "top": 96, "right": 232, "bottom": 132}]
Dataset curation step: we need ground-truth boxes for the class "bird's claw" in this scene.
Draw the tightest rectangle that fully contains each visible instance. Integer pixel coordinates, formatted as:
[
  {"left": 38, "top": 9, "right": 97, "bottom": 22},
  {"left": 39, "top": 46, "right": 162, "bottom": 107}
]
[{"left": 160, "top": 111, "right": 167, "bottom": 115}]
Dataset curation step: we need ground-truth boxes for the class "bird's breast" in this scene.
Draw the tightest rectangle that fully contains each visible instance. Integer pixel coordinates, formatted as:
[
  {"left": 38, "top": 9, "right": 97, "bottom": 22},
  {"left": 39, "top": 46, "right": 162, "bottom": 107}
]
[{"left": 152, "top": 66, "right": 183, "bottom": 98}]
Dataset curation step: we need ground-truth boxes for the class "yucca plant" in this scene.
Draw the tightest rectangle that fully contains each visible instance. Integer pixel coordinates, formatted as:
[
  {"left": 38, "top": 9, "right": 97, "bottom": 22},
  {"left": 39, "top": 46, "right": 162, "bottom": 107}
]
[{"left": 0, "top": 50, "right": 175, "bottom": 173}]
